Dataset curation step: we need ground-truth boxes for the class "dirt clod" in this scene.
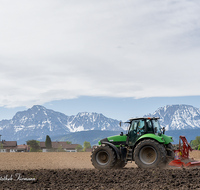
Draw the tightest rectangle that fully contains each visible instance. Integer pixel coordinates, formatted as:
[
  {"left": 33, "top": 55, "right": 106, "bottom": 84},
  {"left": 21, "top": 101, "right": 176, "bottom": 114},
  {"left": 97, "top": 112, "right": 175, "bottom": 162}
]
[
  {"left": 0, "top": 151, "right": 200, "bottom": 189},
  {"left": 0, "top": 168, "right": 200, "bottom": 189}
]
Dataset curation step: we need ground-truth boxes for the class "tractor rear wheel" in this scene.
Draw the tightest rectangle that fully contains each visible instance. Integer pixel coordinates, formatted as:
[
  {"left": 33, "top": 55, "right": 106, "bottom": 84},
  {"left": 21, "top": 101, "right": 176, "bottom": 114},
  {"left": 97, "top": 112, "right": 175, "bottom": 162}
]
[
  {"left": 91, "top": 146, "right": 116, "bottom": 169},
  {"left": 134, "top": 139, "right": 167, "bottom": 169}
]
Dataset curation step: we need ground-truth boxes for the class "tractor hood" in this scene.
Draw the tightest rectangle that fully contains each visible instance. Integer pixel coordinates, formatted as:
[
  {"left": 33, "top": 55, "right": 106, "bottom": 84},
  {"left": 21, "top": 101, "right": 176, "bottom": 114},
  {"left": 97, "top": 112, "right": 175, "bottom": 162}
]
[
  {"left": 98, "top": 134, "right": 127, "bottom": 146},
  {"left": 98, "top": 133, "right": 173, "bottom": 146},
  {"left": 161, "top": 134, "right": 174, "bottom": 144}
]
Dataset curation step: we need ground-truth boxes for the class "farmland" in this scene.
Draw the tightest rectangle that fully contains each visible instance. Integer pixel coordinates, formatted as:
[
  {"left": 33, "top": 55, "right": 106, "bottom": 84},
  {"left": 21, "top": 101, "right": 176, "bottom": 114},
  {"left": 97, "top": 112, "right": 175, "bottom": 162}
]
[{"left": 0, "top": 151, "right": 200, "bottom": 189}]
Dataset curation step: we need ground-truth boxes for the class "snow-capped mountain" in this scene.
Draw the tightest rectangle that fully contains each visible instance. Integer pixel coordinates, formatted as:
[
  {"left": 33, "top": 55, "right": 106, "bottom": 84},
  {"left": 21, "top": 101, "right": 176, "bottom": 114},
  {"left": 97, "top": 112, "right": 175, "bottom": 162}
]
[
  {"left": 145, "top": 105, "right": 200, "bottom": 130},
  {"left": 0, "top": 105, "right": 121, "bottom": 141},
  {"left": 1, "top": 104, "right": 200, "bottom": 143}
]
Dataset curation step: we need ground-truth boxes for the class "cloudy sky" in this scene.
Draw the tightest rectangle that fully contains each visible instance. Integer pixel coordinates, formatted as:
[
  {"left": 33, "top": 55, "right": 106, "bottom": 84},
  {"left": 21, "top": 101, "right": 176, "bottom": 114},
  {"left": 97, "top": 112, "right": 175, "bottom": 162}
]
[{"left": 0, "top": 0, "right": 200, "bottom": 120}]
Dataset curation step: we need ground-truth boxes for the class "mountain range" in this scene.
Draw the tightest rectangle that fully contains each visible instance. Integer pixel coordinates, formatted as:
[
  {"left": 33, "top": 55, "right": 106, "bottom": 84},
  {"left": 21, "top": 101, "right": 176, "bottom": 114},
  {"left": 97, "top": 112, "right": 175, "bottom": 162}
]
[
  {"left": 0, "top": 105, "right": 122, "bottom": 143},
  {"left": 145, "top": 104, "right": 200, "bottom": 130},
  {"left": 0, "top": 104, "right": 200, "bottom": 144}
]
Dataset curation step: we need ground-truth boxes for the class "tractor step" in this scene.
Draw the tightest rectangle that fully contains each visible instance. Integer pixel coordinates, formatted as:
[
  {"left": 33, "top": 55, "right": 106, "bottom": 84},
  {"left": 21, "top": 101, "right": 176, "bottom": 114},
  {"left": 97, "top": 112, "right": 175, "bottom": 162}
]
[{"left": 126, "top": 148, "right": 133, "bottom": 162}]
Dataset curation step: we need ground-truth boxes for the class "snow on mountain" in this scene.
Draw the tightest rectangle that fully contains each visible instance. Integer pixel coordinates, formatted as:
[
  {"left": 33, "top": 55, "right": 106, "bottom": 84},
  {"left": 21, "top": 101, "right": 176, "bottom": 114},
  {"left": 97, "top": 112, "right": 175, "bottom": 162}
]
[
  {"left": 1, "top": 104, "right": 200, "bottom": 142},
  {"left": 0, "top": 105, "right": 121, "bottom": 141},
  {"left": 145, "top": 105, "right": 200, "bottom": 130},
  {"left": 66, "top": 112, "right": 120, "bottom": 132}
]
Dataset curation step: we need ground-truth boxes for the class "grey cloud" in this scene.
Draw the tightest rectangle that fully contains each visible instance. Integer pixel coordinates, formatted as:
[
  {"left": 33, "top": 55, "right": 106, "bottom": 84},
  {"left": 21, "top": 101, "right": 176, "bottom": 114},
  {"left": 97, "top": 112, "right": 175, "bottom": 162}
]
[{"left": 0, "top": 0, "right": 200, "bottom": 107}]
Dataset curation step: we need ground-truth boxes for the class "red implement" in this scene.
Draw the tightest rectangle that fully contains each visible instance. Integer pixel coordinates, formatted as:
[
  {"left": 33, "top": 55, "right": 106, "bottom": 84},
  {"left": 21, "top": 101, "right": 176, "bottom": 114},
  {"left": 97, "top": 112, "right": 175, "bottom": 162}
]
[{"left": 168, "top": 136, "right": 200, "bottom": 168}]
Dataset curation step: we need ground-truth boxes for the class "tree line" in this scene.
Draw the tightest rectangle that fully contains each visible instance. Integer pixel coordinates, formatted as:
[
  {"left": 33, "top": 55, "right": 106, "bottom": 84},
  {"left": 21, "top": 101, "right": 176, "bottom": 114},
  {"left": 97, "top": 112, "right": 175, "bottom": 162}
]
[
  {"left": 190, "top": 136, "right": 200, "bottom": 150},
  {"left": 26, "top": 135, "right": 91, "bottom": 152}
]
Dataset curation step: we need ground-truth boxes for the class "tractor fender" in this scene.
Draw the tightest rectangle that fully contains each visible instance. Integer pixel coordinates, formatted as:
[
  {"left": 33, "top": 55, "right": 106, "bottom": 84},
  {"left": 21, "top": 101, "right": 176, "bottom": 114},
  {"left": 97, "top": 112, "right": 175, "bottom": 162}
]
[
  {"left": 101, "top": 141, "right": 120, "bottom": 159},
  {"left": 137, "top": 134, "right": 165, "bottom": 144},
  {"left": 133, "top": 134, "right": 165, "bottom": 150}
]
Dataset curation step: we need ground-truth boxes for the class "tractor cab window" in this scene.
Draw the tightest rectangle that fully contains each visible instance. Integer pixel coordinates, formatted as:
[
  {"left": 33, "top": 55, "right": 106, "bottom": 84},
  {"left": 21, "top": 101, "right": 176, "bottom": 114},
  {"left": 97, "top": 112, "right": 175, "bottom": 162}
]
[
  {"left": 146, "top": 119, "right": 153, "bottom": 133},
  {"left": 129, "top": 120, "right": 145, "bottom": 134},
  {"left": 129, "top": 120, "right": 138, "bottom": 131},
  {"left": 128, "top": 120, "right": 145, "bottom": 145},
  {"left": 152, "top": 119, "right": 162, "bottom": 134},
  {"left": 136, "top": 120, "right": 145, "bottom": 135}
]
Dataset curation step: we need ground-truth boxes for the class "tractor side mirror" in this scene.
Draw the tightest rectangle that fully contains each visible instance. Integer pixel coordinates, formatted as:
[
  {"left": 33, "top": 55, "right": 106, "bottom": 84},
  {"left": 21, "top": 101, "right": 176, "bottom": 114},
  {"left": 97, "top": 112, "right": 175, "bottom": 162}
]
[
  {"left": 154, "top": 127, "right": 157, "bottom": 134},
  {"left": 162, "top": 127, "right": 165, "bottom": 134},
  {"left": 119, "top": 121, "right": 122, "bottom": 127},
  {"left": 120, "top": 132, "right": 123, "bottom": 136}
]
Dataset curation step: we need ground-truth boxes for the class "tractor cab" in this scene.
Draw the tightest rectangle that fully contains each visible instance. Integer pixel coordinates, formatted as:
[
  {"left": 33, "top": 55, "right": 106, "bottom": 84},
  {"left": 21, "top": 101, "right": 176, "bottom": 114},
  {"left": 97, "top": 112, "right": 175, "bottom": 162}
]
[{"left": 127, "top": 117, "right": 163, "bottom": 146}]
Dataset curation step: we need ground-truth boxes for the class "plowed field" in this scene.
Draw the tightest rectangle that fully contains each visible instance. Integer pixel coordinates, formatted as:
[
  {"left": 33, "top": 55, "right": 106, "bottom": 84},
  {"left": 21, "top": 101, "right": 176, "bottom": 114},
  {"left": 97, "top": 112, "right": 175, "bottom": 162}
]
[{"left": 0, "top": 151, "right": 200, "bottom": 189}]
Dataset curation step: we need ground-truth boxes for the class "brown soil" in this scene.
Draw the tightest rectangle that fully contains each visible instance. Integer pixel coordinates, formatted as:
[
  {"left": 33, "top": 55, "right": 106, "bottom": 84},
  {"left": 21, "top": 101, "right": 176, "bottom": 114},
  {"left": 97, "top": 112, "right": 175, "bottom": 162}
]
[
  {"left": 0, "top": 151, "right": 200, "bottom": 189},
  {"left": 190, "top": 150, "right": 200, "bottom": 160},
  {"left": 0, "top": 152, "right": 137, "bottom": 170}
]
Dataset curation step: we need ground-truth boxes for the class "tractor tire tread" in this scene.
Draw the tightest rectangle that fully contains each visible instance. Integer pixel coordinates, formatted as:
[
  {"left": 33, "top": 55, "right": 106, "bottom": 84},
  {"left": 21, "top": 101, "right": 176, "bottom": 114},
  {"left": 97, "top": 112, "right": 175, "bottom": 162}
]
[
  {"left": 134, "top": 139, "right": 167, "bottom": 169},
  {"left": 91, "top": 146, "right": 116, "bottom": 170},
  {"left": 166, "top": 143, "right": 175, "bottom": 164}
]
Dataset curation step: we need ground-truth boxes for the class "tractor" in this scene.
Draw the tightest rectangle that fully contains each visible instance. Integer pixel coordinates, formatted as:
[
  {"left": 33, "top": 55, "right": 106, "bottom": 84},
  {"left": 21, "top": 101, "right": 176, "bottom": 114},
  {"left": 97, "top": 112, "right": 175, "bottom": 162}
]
[{"left": 91, "top": 117, "right": 175, "bottom": 169}]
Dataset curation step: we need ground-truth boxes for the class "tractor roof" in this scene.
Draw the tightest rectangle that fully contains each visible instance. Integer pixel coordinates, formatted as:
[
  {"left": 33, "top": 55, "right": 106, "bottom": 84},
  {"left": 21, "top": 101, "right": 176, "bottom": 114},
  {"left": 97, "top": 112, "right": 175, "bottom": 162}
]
[{"left": 128, "top": 117, "right": 160, "bottom": 122}]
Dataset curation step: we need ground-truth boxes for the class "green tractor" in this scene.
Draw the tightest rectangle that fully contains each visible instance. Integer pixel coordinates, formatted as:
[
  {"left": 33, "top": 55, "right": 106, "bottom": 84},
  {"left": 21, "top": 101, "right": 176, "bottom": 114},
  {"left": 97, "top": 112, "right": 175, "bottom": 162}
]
[{"left": 91, "top": 117, "right": 174, "bottom": 169}]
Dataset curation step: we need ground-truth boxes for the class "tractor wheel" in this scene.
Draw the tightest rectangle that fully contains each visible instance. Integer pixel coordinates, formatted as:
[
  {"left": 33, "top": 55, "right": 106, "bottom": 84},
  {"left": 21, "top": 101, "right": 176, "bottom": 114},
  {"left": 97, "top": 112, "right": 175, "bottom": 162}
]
[
  {"left": 91, "top": 146, "right": 116, "bottom": 169},
  {"left": 134, "top": 139, "right": 167, "bottom": 169},
  {"left": 166, "top": 143, "right": 175, "bottom": 163},
  {"left": 113, "top": 159, "right": 127, "bottom": 169}
]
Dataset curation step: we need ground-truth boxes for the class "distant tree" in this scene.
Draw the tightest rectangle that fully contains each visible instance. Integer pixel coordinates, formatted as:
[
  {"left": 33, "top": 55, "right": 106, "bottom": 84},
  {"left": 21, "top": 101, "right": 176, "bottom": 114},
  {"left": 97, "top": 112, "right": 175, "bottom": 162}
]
[
  {"left": 191, "top": 136, "right": 200, "bottom": 150},
  {"left": 190, "top": 140, "right": 194, "bottom": 148},
  {"left": 45, "top": 135, "right": 52, "bottom": 149},
  {"left": 0, "top": 142, "right": 3, "bottom": 150},
  {"left": 26, "top": 140, "right": 41, "bottom": 152},
  {"left": 75, "top": 144, "right": 83, "bottom": 152},
  {"left": 66, "top": 141, "right": 72, "bottom": 144},
  {"left": 57, "top": 144, "right": 66, "bottom": 152},
  {"left": 83, "top": 141, "right": 91, "bottom": 152}
]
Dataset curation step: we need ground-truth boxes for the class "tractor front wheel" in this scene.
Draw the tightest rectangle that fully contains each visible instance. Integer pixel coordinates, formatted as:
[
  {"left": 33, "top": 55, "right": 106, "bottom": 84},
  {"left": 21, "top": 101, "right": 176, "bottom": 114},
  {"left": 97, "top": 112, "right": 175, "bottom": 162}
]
[
  {"left": 91, "top": 146, "right": 116, "bottom": 169},
  {"left": 134, "top": 139, "right": 167, "bottom": 169}
]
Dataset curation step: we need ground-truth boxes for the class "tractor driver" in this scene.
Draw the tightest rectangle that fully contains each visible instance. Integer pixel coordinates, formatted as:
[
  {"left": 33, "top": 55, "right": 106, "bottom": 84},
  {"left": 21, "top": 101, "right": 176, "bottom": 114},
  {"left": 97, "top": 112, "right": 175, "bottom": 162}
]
[{"left": 137, "top": 120, "right": 145, "bottom": 136}]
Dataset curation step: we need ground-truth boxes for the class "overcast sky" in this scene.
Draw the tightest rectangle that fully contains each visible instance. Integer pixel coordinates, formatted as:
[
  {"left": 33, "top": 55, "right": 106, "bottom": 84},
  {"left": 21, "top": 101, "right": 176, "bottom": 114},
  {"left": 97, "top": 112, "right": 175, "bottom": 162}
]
[{"left": 0, "top": 0, "right": 200, "bottom": 120}]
